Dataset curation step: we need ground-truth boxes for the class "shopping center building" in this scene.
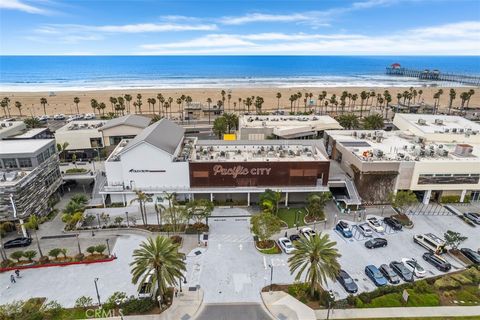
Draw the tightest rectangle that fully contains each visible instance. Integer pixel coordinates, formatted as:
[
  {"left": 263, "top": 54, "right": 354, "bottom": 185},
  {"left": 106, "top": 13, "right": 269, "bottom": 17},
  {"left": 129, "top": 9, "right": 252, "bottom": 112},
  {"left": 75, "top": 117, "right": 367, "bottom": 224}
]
[
  {"left": 101, "top": 119, "right": 331, "bottom": 206},
  {"left": 324, "top": 114, "right": 480, "bottom": 204}
]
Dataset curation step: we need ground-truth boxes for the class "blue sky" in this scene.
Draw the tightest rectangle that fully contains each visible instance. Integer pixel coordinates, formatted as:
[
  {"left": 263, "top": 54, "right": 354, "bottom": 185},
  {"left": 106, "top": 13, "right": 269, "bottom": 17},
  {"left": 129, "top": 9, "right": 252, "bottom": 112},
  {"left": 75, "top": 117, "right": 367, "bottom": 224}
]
[{"left": 0, "top": 0, "right": 479, "bottom": 55}]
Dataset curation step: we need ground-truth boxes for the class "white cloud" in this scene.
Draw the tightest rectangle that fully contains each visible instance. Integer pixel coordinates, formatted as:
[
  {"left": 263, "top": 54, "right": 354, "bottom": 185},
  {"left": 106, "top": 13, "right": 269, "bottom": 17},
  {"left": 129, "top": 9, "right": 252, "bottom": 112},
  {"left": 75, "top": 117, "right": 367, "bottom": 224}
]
[
  {"left": 0, "top": 0, "right": 48, "bottom": 14},
  {"left": 138, "top": 21, "right": 480, "bottom": 55}
]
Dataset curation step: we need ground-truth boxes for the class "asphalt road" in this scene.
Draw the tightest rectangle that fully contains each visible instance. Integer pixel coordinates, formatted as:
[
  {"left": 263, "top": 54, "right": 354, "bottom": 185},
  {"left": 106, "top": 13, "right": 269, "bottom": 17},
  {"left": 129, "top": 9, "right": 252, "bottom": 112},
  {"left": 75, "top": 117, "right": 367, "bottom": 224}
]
[{"left": 195, "top": 303, "right": 273, "bottom": 320}]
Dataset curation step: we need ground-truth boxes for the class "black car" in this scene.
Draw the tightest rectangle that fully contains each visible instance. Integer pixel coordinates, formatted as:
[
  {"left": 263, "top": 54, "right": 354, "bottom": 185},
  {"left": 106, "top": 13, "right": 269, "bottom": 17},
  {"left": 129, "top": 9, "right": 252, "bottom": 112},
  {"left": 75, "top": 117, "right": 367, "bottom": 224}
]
[
  {"left": 389, "top": 261, "right": 414, "bottom": 282},
  {"left": 3, "top": 237, "right": 32, "bottom": 249},
  {"left": 289, "top": 234, "right": 301, "bottom": 242},
  {"left": 460, "top": 248, "right": 480, "bottom": 265},
  {"left": 365, "top": 238, "right": 388, "bottom": 249},
  {"left": 383, "top": 217, "right": 402, "bottom": 230},
  {"left": 422, "top": 252, "right": 451, "bottom": 272},
  {"left": 464, "top": 212, "right": 480, "bottom": 225},
  {"left": 379, "top": 264, "right": 400, "bottom": 284},
  {"left": 336, "top": 269, "right": 358, "bottom": 293}
]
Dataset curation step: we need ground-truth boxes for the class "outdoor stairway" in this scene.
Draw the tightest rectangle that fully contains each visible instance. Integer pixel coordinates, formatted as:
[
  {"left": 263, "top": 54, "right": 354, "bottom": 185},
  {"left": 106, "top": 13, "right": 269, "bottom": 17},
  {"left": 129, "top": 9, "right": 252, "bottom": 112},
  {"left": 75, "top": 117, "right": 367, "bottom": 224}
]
[{"left": 88, "top": 171, "right": 106, "bottom": 207}]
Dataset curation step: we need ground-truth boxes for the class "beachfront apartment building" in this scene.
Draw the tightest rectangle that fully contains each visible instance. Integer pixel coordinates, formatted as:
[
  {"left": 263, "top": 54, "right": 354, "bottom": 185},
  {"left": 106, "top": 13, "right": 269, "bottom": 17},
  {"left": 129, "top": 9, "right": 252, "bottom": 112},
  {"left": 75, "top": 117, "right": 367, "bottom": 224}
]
[
  {"left": 54, "top": 120, "right": 106, "bottom": 160},
  {"left": 324, "top": 115, "right": 480, "bottom": 204},
  {"left": 101, "top": 119, "right": 330, "bottom": 206},
  {"left": 0, "top": 139, "right": 61, "bottom": 227},
  {"left": 98, "top": 114, "right": 151, "bottom": 148},
  {"left": 238, "top": 115, "right": 342, "bottom": 140}
]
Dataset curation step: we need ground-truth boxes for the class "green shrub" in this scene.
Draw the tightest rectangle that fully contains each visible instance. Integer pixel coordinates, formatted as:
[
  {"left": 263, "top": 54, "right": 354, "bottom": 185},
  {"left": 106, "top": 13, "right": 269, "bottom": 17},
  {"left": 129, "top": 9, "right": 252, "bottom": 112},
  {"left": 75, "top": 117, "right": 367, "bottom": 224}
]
[
  {"left": 434, "top": 276, "right": 461, "bottom": 290},
  {"left": 10, "top": 251, "right": 24, "bottom": 262},
  {"left": 121, "top": 298, "right": 155, "bottom": 315},
  {"left": 65, "top": 168, "right": 88, "bottom": 174},
  {"left": 86, "top": 246, "right": 96, "bottom": 255},
  {"left": 355, "top": 298, "right": 364, "bottom": 308},
  {"left": 48, "top": 248, "right": 62, "bottom": 259},
  {"left": 103, "top": 291, "right": 128, "bottom": 310},
  {"left": 451, "top": 273, "right": 473, "bottom": 285},
  {"left": 413, "top": 280, "right": 434, "bottom": 294},
  {"left": 75, "top": 296, "right": 93, "bottom": 309},
  {"left": 463, "top": 267, "right": 480, "bottom": 284},
  {"left": 367, "top": 293, "right": 403, "bottom": 308},
  {"left": 95, "top": 244, "right": 107, "bottom": 255},
  {"left": 287, "top": 282, "right": 309, "bottom": 299},
  {"left": 406, "top": 290, "right": 440, "bottom": 307},
  {"left": 454, "top": 287, "right": 480, "bottom": 305}
]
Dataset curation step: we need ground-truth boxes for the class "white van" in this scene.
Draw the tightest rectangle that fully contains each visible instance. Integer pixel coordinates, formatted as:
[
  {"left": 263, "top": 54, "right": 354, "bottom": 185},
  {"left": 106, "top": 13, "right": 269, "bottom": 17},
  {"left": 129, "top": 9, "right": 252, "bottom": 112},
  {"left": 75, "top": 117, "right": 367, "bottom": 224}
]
[
  {"left": 413, "top": 233, "right": 447, "bottom": 254},
  {"left": 138, "top": 270, "right": 156, "bottom": 299}
]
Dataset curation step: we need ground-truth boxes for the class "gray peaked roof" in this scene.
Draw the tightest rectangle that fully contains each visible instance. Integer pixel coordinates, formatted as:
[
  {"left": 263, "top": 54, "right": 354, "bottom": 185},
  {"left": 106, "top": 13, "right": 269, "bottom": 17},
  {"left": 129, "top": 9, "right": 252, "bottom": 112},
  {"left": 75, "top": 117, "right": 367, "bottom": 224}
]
[
  {"left": 99, "top": 114, "right": 151, "bottom": 131},
  {"left": 119, "top": 118, "right": 185, "bottom": 156}
]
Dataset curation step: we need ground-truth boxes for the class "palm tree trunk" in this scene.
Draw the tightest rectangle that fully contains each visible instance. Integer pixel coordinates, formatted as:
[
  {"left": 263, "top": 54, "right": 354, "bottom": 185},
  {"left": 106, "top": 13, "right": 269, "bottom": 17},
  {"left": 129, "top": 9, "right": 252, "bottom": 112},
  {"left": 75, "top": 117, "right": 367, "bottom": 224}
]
[{"left": 34, "top": 229, "right": 43, "bottom": 257}]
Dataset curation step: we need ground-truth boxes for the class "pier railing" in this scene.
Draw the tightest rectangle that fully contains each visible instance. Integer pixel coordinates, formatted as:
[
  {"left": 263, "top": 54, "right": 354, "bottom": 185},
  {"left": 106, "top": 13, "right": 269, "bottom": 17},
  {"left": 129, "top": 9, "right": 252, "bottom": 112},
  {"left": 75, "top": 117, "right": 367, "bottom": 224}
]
[{"left": 386, "top": 67, "right": 480, "bottom": 86}]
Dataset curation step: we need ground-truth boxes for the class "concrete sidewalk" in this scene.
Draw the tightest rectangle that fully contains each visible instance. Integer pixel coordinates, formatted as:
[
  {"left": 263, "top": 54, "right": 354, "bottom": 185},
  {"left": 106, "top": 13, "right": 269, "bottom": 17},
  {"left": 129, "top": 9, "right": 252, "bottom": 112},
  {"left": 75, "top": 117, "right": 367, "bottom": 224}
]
[{"left": 262, "top": 291, "right": 480, "bottom": 320}]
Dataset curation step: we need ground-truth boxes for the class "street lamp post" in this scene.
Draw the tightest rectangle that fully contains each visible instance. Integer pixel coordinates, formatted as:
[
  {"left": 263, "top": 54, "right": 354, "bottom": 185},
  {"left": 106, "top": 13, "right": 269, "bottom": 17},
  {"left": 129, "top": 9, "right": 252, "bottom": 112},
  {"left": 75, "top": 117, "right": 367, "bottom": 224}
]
[
  {"left": 197, "top": 231, "right": 201, "bottom": 246},
  {"left": 125, "top": 212, "right": 129, "bottom": 228},
  {"left": 76, "top": 233, "right": 82, "bottom": 255},
  {"left": 106, "top": 239, "right": 111, "bottom": 256},
  {"left": 268, "top": 264, "right": 274, "bottom": 293},
  {"left": 326, "top": 290, "right": 335, "bottom": 320},
  {"left": 96, "top": 213, "right": 101, "bottom": 229},
  {"left": 10, "top": 194, "right": 27, "bottom": 238},
  {"left": 94, "top": 278, "right": 101, "bottom": 307}
]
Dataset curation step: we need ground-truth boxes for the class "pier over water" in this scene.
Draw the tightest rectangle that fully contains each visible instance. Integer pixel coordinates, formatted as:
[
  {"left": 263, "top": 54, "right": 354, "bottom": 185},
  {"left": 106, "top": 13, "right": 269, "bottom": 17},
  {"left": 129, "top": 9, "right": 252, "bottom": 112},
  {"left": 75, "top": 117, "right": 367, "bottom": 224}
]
[{"left": 386, "top": 63, "right": 480, "bottom": 86}]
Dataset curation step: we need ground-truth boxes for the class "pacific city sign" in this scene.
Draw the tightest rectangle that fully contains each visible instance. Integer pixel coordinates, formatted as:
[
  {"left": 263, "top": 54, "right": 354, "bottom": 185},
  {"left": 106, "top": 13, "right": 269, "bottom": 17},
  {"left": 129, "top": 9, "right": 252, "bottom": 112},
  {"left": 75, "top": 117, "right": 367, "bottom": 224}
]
[
  {"left": 212, "top": 164, "right": 271, "bottom": 178},
  {"left": 129, "top": 169, "right": 166, "bottom": 173}
]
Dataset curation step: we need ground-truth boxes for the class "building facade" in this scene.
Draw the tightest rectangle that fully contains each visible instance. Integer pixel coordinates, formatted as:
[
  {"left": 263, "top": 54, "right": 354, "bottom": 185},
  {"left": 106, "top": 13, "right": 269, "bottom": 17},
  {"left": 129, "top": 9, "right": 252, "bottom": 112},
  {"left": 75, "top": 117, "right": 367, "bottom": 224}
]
[
  {"left": 101, "top": 119, "right": 330, "bottom": 206},
  {"left": 99, "top": 114, "right": 151, "bottom": 147},
  {"left": 0, "top": 139, "right": 62, "bottom": 223},
  {"left": 54, "top": 120, "right": 106, "bottom": 160}
]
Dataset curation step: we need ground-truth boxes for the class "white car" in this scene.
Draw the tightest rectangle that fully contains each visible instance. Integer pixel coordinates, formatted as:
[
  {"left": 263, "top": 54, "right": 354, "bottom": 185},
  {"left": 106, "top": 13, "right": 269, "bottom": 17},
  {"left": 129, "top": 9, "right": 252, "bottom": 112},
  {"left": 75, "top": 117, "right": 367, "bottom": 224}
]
[
  {"left": 53, "top": 114, "right": 65, "bottom": 120},
  {"left": 84, "top": 113, "right": 95, "bottom": 120},
  {"left": 300, "top": 227, "right": 316, "bottom": 240},
  {"left": 367, "top": 217, "right": 385, "bottom": 233},
  {"left": 278, "top": 237, "right": 295, "bottom": 254},
  {"left": 402, "top": 258, "right": 426, "bottom": 278},
  {"left": 357, "top": 223, "right": 373, "bottom": 237}
]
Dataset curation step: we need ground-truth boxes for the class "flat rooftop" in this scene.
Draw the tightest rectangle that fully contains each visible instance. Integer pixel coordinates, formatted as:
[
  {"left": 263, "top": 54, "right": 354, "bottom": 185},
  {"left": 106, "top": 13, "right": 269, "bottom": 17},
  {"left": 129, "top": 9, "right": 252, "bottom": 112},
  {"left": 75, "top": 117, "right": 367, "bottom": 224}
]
[
  {"left": 327, "top": 130, "right": 480, "bottom": 163},
  {"left": 240, "top": 115, "right": 341, "bottom": 129},
  {"left": 0, "top": 139, "right": 53, "bottom": 155},
  {"left": 56, "top": 120, "right": 106, "bottom": 132},
  {"left": 190, "top": 139, "right": 328, "bottom": 162},
  {"left": 10, "top": 128, "right": 48, "bottom": 139},
  {"left": 394, "top": 114, "right": 480, "bottom": 135},
  {"left": 0, "top": 169, "right": 32, "bottom": 187}
]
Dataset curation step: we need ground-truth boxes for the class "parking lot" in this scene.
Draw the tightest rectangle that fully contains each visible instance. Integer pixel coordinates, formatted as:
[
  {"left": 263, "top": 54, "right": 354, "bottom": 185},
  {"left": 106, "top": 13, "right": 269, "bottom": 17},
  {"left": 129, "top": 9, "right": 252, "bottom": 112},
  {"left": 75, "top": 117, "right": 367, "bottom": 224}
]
[{"left": 320, "top": 213, "right": 479, "bottom": 300}]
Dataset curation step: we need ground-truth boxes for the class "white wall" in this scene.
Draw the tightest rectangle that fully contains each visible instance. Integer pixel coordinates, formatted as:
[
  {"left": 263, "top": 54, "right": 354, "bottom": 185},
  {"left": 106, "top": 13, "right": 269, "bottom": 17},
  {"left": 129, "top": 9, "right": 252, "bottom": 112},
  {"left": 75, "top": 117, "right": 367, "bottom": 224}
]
[
  {"left": 119, "top": 143, "right": 190, "bottom": 190},
  {"left": 55, "top": 129, "right": 103, "bottom": 150},
  {"left": 101, "top": 125, "right": 144, "bottom": 146}
]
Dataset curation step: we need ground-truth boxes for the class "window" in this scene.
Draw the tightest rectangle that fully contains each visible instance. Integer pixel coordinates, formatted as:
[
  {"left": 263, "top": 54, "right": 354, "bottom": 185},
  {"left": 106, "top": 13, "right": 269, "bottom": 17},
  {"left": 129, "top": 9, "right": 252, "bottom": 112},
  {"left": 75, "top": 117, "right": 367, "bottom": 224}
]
[
  {"left": 193, "top": 171, "right": 209, "bottom": 178},
  {"left": 90, "top": 138, "right": 103, "bottom": 148},
  {"left": 36, "top": 153, "right": 44, "bottom": 164},
  {"left": 418, "top": 174, "right": 479, "bottom": 185},
  {"left": 43, "top": 149, "right": 50, "bottom": 160},
  {"left": 18, "top": 158, "right": 32, "bottom": 168},
  {"left": 2, "top": 158, "right": 17, "bottom": 168}
]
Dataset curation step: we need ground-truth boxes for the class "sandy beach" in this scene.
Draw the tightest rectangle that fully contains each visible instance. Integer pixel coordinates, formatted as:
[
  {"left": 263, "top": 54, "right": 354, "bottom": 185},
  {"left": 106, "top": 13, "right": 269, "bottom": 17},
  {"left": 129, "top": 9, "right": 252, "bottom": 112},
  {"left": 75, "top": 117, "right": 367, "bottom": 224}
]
[{"left": 1, "top": 87, "right": 478, "bottom": 117}]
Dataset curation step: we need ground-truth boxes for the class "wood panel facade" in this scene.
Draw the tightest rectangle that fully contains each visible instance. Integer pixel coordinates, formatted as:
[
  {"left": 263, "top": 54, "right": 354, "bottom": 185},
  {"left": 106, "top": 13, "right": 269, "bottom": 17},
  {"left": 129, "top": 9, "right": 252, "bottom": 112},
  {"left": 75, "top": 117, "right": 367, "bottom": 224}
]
[{"left": 189, "top": 161, "right": 330, "bottom": 187}]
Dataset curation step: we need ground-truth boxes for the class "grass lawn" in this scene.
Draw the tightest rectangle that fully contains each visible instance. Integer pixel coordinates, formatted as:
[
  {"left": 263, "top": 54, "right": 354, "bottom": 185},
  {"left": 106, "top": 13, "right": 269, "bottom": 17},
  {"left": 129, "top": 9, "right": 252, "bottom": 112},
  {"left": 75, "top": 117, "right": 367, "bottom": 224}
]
[
  {"left": 277, "top": 208, "right": 307, "bottom": 228},
  {"left": 258, "top": 246, "right": 282, "bottom": 254}
]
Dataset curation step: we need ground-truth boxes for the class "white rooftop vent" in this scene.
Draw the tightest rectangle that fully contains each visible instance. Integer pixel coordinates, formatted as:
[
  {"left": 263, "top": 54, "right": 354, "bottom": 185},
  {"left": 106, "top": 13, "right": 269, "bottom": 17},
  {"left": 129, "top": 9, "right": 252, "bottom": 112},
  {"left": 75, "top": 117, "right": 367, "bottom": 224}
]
[
  {"left": 417, "top": 119, "right": 427, "bottom": 125},
  {"left": 453, "top": 144, "right": 473, "bottom": 157},
  {"left": 434, "top": 119, "right": 444, "bottom": 125}
]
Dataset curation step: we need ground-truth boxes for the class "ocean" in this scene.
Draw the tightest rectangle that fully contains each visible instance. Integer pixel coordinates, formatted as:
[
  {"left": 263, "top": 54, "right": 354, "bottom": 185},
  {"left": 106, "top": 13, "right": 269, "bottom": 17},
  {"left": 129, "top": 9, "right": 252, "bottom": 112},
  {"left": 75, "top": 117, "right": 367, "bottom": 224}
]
[{"left": 1, "top": 56, "right": 479, "bottom": 91}]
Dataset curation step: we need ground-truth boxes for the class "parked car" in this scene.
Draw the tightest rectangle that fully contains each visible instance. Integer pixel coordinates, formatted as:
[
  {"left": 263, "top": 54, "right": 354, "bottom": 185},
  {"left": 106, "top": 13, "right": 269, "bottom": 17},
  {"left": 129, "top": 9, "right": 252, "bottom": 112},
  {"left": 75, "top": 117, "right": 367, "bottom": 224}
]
[
  {"left": 357, "top": 223, "right": 373, "bottom": 237},
  {"left": 422, "top": 252, "right": 451, "bottom": 272},
  {"left": 463, "top": 212, "right": 480, "bottom": 225},
  {"left": 335, "top": 221, "right": 352, "bottom": 238},
  {"left": 3, "top": 237, "right": 32, "bottom": 249},
  {"left": 365, "top": 238, "right": 388, "bottom": 249},
  {"left": 383, "top": 216, "right": 403, "bottom": 230},
  {"left": 365, "top": 265, "right": 388, "bottom": 287},
  {"left": 389, "top": 261, "right": 414, "bottom": 282},
  {"left": 367, "top": 217, "right": 385, "bottom": 233},
  {"left": 336, "top": 269, "right": 358, "bottom": 293},
  {"left": 413, "top": 233, "right": 447, "bottom": 254},
  {"left": 278, "top": 237, "right": 295, "bottom": 254},
  {"left": 379, "top": 264, "right": 400, "bottom": 284},
  {"left": 53, "top": 114, "right": 65, "bottom": 120},
  {"left": 460, "top": 248, "right": 480, "bottom": 265},
  {"left": 300, "top": 227, "right": 316, "bottom": 240},
  {"left": 289, "top": 234, "right": 301, "bottom": 242},
  {"left": 402, "top": 258, "right": 426, "bottom": 278},
  {"left": 84, "top": 113, "right": 96, "bottom": 120}
]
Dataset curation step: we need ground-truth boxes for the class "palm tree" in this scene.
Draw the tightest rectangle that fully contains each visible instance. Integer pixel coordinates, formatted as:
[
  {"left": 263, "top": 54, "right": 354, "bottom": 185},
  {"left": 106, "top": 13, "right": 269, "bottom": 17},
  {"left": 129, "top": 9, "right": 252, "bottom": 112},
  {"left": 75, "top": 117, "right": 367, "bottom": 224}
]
[
  {"left": 448, "top": 89, "right": 456, "bottom": 114},
  {"left": 163, "top": 192, "right": 178, "bottom": 232},
  {"left": 336, "top": 114, "right": 359, "bottom": 129},
  {"left": 362, "top": 114, "right": 384, "bottom": 130},
  {"left": 227, "top": 93, "right": 232, "bottom": 112},
  {"left": 73, "top": 97, "right": 80, "bottom": 114},
  {"left": 40, "top": 97, "right": 48, "bottom": 115},
  {"left": 124, "top": 94, "right": 132, "bottom": 113},
  {"left": 289, "top": 95, "right": 295, "bottom": 113},
  {"left": 221, "top": 90, "right": 226, "bottom": 107},
  {"left": 2, "top": 97, "right": 11, "bottom": 117},
  {"left": 130, "top": 236, "right": 186, "bottom": 304},
  {"left": 130, "top": 190, "right": 152, "bottom": 225},
  {"left": 206, "top": 98, "right": 212, "bottom": 124},
  {"left": 90, "top": 99, "right": 98, "bottom": 114},
  {"left": 254, "top": 96, "right": 264, "bottom": 114},
  {"left": 151, "top": 98, "right": 157, "bottom": 115},
  {"left": 1, "top": 99, "right": 8, "bottom": 118},
  {"left": 245, "top": 97, "right": 253, "bottom": 113},
  {"left": 176, "top": 98, "right": 182, "bottom": 118},
  {"left": 15, "top": 101, "right": 22, "bottom": 117},
  {"left": 25, "top": 215, "right": 44, "bottom": 258},
  {"left": 288, "top": 233, "right": 341, "bottom": 297},
  {"left": 136, "top": 94, "right": 143, "bottom": 114},
  {"left": 418, "top": 89, "right": 423, "bottom": 103},
  {"left": 460, "top": 92, "right": 470, "bottom": 110},
  {"left": 466, "top": 89, "right": 475, "bottom": 109},
  {"left": 99, "top": 102, "right": 106, "bottom": 115},
  {"left": 109, "top": 97, "right": 118, "bottom": 113},
  {"left": 276, "top": 92, "right": 282, "bottom": 111}
]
